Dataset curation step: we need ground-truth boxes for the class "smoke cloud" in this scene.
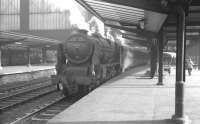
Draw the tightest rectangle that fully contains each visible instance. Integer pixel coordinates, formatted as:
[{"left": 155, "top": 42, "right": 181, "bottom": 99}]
[{"left": 122, "top": 48, "right": 134, "bottom": 72}]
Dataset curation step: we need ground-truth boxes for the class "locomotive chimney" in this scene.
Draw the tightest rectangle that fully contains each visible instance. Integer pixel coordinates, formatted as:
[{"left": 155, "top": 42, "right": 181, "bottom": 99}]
[{"left": 79, "top": 29, "right": 88, "bottom": 35}]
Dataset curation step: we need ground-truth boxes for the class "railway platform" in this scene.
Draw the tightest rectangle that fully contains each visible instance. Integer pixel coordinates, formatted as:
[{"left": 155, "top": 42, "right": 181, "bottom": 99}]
[
  {"left": 0, "top": 64, "right": 55, "bottom": 75},
  {"left": 48, "top": 66, "right": 200, "bottom": 124},
  {"left": 0, "top": 65, "right": 56, "bottom": 85}
]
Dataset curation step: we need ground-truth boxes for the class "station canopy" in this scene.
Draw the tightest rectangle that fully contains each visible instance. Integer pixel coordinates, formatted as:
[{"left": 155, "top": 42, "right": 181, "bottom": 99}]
[
  {"left": 166, "top": 0, "right": 200, "bottom": 41},
  {"left": 1, "top": 0, "right": 200, "bottom": 48},
  {"left": 76, "top": 0, "right": 200, "bottom": 42},
  {"left": 0, "top": 31, "right": 62, "bottom": 48},
  {"left": 76, "top": 0, "right": 167, "bottom": 33}
]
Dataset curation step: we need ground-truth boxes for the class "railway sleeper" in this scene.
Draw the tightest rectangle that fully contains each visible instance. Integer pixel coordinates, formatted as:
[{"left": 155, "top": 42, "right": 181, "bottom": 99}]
[
  {"left": 40, "top": 113, "right": 57, "bottom": 116},
  {"left": 0, "top": 88, "right": 57, "bottom": 111},
  {"left": 0, "top": 83, "right": 54, "bottom": 101},
  {"left": 31, "top": 117, "right": 50, "bottom": 121}
]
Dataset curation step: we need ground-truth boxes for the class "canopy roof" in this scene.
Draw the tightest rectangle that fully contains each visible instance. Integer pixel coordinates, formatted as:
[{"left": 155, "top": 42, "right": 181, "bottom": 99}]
[
  {"left": 1, "top": 0, "right": 200, "bottom": 48},
  {"left": 76, "top": 0, "right": 168, "bottom": 34},
  {"left": 0, "top": 31, "right": 61, "bottom": 48},
  {"left": 76, "top": 0, "right": 200, "bottom": 42}
]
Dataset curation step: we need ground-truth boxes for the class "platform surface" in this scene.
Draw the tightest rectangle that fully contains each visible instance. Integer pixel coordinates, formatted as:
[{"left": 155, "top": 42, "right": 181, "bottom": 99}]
[
  {"left": 0, "top": 65, "right": 55, "bottom": 75},
  {"left": 48, "top": 66, "right": 200, "bottom": 124}
]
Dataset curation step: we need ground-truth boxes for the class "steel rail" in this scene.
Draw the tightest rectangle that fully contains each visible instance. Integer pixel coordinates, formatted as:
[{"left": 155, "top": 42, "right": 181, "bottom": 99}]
[
  {"left": 0, "top": 84, "right": 57, "bottom": 111},
  {"left": 10, "top": 96, "right": 65, "bottom": 124}
]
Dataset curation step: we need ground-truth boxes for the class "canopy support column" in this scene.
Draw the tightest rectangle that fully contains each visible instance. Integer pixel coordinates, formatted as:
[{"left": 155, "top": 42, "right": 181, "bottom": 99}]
[
  {"left": 0, "top": 47, "right": 2, "bottom": 70},
  {"left": 20, "top": 0, "right": 29, "bottom": 32},
  {"left": 157, "top": 29, "right": 164, "bottom": 85},
  {"left": 150, "top": 39, "right": 158, "bottom": 78},
  {"left": 27, "top": 47, "right": 31, "bottom": 67},
  {"left": 172, "top": 5, "right": 190, "bottom": 124},
  {"left": 42, "top": 47, "right": 47, "bottom": 64}
]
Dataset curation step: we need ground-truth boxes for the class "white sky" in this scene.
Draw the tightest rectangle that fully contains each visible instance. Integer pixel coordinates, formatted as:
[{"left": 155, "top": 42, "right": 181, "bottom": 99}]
[{"left": 48, "top": 0, "right": 89, "bottom": 30}]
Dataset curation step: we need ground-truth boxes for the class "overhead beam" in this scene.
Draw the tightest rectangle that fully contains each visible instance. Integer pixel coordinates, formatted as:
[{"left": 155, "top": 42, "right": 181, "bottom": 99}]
[
  {"left": 166, "top": 13, "right": 200, "bottom": 26},
  {"left": 167, "top": 32, "right": 200, "bottom": 36},
  {"left": 165, "top": 28, "right": 200, "bottom": 33},
  {"left": 1, "top": 31, "right": 62, "bottom": 44},
  {"left": 104, "top": 18, "right": 139, "bottom": 26},
  {"left": 167, "top": 35, "right": 200, "bottom": 40},
  {"left": 95, "top": 0, "right": 168, "bottom": 13},
  {"left": 122, "top": 34, "right": 149, "bottom": 46},
  {"left": 20, "top": 43, "right": 57, "bottom": 48},
  {"left": 6, "top": 43, "right": 57, "bottom": 49},
  {"left": 122, "top": 33, "right": 147, "bottom": 41},
  {"left": 166, "top": 21, "right": 200, "bottom": 26},
  {"left": 0, "top": 38, "right": 26, "bottom": 45},
  {"left": 105, "top": 23, "right": 157, "bottom": 38},
  {"left": 165, "top": 12, "right": 200, "bottom": 27},
  {"left": 75, "top": 0, "right": 104, "bottom": 22},
  {"left": 101, "top": 14, "right": 142, "bottom": 22},
  {"left": 120, "top": 22, "right": 138, "bottom": 27},
  {"left": 189, "top": 10, "right": 200, "bottom": 13},
  {"left": 191, "top": 1, "right": 200, "bottom": 6},
  {"left": 105, "top": 19, "right": 138, "bottom": 27},
  {"left": 125, "top": 40, "right": 149, "bottom": 46}
]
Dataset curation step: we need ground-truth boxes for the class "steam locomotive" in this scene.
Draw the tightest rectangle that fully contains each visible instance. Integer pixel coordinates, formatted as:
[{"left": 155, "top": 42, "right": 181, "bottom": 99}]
[
  {"left": 55, "top": 29, "right": 149, "bottom": 96},
  {"left": 55, "top": 30, "right": 122, "bottom": 96}
]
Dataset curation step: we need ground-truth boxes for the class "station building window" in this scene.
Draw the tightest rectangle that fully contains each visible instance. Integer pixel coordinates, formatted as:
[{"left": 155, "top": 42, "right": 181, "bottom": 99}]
[
  {"left": 29, "top": 0, "right": 71, "bottom": 30},
  {"left": 0, "top": 0, "right": 20, "bottom": 31}
]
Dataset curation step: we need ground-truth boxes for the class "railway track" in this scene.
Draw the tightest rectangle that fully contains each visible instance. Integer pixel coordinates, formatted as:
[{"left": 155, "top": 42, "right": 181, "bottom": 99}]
[
  {"left": 0, "top": 76, "right": 86, "bottom": 124},
  {"left": 4, "top": 93, "right": 81, "bottom": 124},
  {"left": 9, "top": 95, "right": 65, "bottom": 124},
  {"left": 0, "top": 78, "right": 51, "bottom": 97},
  {"left": 9, "top": 96, "right": 79, "bottom": 124},
  {"left": 0, "top": 78, "right": 83, "bottom": 124},
  {"left": 0, "top": 82, "right": 57, "bottom": 112},
  {"left": 0, "top": 90, "right": 64, "bottom": 124}
]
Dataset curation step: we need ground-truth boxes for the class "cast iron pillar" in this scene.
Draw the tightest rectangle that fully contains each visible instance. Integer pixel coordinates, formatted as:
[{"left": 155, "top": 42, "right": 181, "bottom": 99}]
[
  {"left": 157, "top": 30, "right": 164, "bottom": 85},
  {"left": 183, "top": 9, "right": 187, "bottom": 82},
  {"left": 0, "top": 47, "right": 2, "bottom": 69},
  {"left": 27, "top": 48, "right": 31, "bottom": 67},
  {"left": 20, "top": 0, "right": 29, "bottom": 32},
  {"left": 150, "top": 39, "right": 158, "bottom": 78},
  {"left": 172, "top": 5, "right": 190, "bottom": 124},
  {"left": 199, "top": 43, "right": 200, "bottom": 70},
  {"left": 42, "top": 47, "right": 47, "bottom": 64}
]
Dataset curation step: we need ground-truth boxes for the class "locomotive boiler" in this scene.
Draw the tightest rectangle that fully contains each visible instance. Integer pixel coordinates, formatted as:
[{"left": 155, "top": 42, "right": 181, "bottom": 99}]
[{"left": 56, "top": 30, "right": 121, "bottom": 96}]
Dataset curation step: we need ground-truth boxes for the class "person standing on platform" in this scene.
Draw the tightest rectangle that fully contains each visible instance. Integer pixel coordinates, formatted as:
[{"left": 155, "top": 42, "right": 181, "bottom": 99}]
[{"left": 186, "top": 58, "right": 194, "bottom": 76}]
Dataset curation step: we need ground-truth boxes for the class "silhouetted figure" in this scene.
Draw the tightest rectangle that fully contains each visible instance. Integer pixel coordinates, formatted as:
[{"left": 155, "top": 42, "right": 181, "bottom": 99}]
[{"left": 186, "top": 58, "right": 194, "bottom": 76}]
